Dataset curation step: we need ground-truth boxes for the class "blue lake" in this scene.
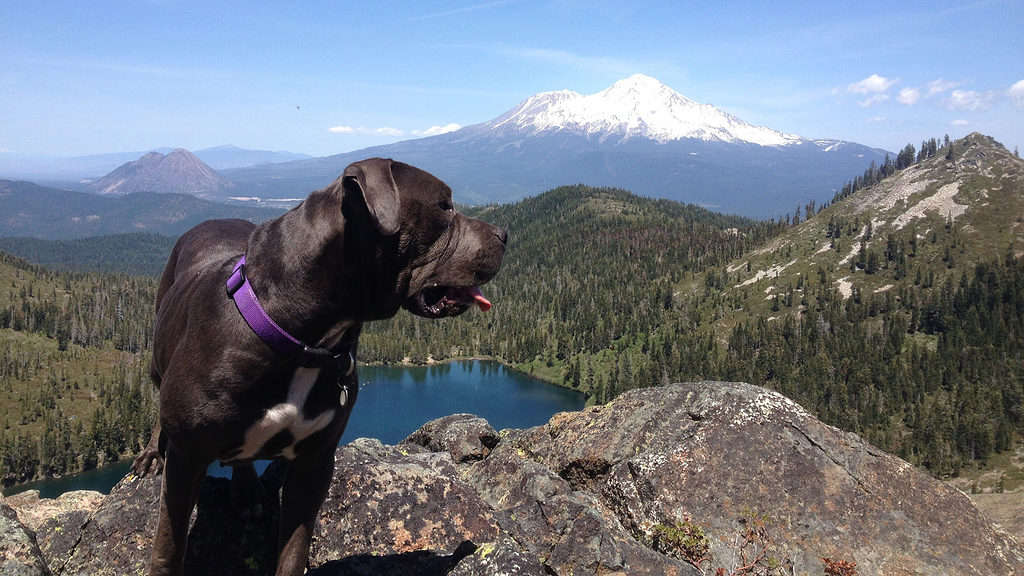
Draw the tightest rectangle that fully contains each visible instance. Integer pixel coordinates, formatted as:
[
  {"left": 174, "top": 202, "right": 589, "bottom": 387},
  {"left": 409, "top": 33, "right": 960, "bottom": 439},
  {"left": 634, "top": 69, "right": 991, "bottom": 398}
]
[{"left": 7, "top": 360, "right": 584, "bottom": 499}]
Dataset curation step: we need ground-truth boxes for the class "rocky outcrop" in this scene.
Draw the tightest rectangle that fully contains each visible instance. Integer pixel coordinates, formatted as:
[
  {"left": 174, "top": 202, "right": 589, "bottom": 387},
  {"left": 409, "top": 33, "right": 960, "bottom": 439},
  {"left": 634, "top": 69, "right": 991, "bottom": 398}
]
[
  {"left": 0, "top": 493, "right": 51, "bottom": 576},
  {"left": 10, "top": 382, "right": 1024, "bottom": 575}
]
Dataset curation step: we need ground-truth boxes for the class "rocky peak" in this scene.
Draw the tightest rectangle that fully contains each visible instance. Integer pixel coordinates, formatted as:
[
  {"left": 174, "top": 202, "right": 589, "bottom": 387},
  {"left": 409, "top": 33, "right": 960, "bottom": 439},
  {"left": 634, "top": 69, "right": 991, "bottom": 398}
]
[
  {"left": 5, "top": 381, "right": 1021, "bottom": 575},
  {"left": 86, "top": 148, "right": 233, "bottom": 198}
]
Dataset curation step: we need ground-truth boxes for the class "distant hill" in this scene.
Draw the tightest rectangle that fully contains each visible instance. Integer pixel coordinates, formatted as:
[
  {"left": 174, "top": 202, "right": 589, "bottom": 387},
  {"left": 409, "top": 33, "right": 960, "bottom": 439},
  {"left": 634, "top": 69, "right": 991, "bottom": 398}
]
[
  {"left": 223, "top": 74, "right": 890, "bottom": 218},
  {"left": 191, "top": 145, "right": 311, "bottom": 170},
  {"left": 0, "top": 180, "right": 281, "bottom": 240},
  {"left": 0, "top": 233, "right": 174, "bottom": 276},
  {"left": 0, "top": 145, "right": 310, "bottom": 180},
  {"left": 85, "top": 149, "right": 233, "bottom": 198}
]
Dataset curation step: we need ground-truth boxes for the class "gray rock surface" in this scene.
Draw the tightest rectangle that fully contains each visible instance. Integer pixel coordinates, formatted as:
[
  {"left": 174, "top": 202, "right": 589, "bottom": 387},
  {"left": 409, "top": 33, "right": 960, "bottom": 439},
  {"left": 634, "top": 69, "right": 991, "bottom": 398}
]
[
  {"left": 0, "top": 494, "right": 50, "bottom": 576},
  {"left": 14, "top": 381, "right": 1024, "bottom": 575}
]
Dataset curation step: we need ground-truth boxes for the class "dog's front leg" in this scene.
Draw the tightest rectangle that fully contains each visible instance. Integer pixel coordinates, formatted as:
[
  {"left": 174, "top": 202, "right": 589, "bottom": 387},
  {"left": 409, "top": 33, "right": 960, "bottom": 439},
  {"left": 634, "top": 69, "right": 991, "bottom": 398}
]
[
  {"left": 275, "top": 438, "right": 338, "bottom": 576},
  {"left": 149, "top": 442, "right": 205, "bottom": 576}
]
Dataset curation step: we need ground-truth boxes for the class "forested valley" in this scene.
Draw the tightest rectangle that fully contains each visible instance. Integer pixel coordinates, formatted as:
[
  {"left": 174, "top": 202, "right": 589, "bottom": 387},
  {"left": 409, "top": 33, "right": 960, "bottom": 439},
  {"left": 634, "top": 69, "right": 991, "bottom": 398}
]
[{"left": 1, "top": 134, "right": 1021, "bottom": 486}]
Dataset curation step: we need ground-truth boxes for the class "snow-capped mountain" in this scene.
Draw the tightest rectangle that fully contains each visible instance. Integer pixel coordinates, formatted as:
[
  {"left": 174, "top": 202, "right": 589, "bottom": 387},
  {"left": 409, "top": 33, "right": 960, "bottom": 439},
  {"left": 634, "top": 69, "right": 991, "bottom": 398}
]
[
  {"left": 486, "top": 74, "right": 801, "bottom": 146},
  {"left": 223, "top": 75, "right": 890, "bottom": 218}
]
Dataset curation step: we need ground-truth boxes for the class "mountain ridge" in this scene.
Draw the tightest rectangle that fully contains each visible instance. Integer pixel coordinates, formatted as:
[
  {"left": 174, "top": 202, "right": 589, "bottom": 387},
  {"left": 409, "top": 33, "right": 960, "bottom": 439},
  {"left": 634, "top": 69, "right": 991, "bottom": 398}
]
[
  {"left": 0, "top": 146, "right": 311, "bottom": 180},
  {"left": 0, "top": 179, "right": 280, "bottom": 240}
]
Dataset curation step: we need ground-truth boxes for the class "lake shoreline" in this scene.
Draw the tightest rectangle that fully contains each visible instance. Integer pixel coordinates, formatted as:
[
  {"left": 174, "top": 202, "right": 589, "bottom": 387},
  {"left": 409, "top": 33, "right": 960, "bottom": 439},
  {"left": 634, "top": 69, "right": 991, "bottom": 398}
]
[{"left": 4, "top": 360, "right": 585, "bottom": 499}]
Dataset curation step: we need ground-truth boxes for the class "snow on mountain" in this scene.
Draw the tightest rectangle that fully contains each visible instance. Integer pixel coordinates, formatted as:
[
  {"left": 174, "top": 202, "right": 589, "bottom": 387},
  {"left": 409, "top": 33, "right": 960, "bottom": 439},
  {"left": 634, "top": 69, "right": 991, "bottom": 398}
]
[{"left": 486, "top": 74, "right": 801, "bottom": 146}]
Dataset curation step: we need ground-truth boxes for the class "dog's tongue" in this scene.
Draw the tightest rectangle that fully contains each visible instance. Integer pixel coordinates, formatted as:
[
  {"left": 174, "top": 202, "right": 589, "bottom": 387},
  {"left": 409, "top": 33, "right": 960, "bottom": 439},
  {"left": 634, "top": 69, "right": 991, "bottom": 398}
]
[{"left": 469, "top": 286, "right": 492, "bottom": 312}]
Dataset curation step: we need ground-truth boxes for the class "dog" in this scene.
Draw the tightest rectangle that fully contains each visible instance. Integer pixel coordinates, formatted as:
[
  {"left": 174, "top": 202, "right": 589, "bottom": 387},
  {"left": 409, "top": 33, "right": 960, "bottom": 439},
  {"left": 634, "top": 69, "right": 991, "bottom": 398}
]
[{"left": 131, "top": 158, "right": 506, "bottom": 576}]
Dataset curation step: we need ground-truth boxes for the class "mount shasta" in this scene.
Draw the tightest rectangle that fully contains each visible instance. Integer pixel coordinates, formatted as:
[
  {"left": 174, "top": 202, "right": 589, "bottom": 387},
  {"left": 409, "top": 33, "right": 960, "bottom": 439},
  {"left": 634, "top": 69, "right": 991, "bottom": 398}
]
[{"left": 224, "top": 74, "right": 889, "bottom": 217}]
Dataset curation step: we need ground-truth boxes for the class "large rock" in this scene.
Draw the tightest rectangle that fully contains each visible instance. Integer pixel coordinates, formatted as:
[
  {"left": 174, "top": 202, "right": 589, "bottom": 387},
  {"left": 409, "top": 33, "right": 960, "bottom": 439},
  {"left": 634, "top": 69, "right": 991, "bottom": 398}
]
[
  {"left": 4, "top": 490, "right": 103, "bottom": 574},
  {"left": 503, "top": 381, "right": 1024, "bottom": 575},
  {"left": 308, "top": 437, "right": 512, "bottom": 573},
  {"left": 0, "top": 493, "right": 51, "bottom": 576},
  {"left": 19, "top": 381, "right": 1024, "bottom": 575}
]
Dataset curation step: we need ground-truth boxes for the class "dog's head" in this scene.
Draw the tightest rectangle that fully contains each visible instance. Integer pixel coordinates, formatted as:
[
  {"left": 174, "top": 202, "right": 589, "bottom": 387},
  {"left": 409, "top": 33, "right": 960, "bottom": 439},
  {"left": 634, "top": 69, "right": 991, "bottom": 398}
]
[{"left": 335, "top": 158, "right": 506, "bottom": 319}]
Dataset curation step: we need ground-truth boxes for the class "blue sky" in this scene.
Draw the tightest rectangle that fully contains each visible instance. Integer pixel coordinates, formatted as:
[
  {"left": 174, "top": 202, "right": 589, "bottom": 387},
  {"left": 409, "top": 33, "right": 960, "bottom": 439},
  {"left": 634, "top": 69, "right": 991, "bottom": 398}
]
[{"left": 2, "top": 0, "right": 1021, "bottom": 157}]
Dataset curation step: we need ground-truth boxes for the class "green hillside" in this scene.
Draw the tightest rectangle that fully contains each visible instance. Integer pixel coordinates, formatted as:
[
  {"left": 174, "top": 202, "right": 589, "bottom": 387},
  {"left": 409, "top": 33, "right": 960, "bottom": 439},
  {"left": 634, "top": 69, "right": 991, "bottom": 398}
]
[
  {"left": 360, "top": 185, "right": 785, "bottom": 381},
  {"left": 0, "top": 251, "right": 156, "bottom": 485},
  {"left": 0, "top": 233, "right": 175, "bottom": 276},
  {"left": 681, "top": 133, "right": 1024, "bottom": 475}
]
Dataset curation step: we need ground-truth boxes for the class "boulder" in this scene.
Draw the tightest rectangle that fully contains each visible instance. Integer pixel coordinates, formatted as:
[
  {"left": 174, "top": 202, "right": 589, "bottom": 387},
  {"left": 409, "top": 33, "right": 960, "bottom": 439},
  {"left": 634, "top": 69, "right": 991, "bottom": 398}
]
[
  {"left": 0, "top": 493, "right": 51, "bottom": 576},
  {"left": 403, "top": 414, "right": 500, "bottom": 463},
  {"left": 4, "top": 490, "right": 104, "bottom": 573},
  {"left": 503, "top": 381, "right": 1024, "bottom": 575}
]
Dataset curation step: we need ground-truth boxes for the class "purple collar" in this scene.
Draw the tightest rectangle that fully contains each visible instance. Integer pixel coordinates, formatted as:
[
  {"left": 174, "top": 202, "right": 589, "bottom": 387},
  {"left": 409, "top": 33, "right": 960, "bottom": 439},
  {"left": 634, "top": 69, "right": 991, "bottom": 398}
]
[{"left": 226, "top": 255, "right": 353, "bottom": 375}]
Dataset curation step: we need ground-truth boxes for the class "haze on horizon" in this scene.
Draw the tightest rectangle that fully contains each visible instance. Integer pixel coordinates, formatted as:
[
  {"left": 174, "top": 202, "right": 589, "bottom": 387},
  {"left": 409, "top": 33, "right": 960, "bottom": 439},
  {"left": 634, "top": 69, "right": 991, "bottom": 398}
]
[{"left": 1, "top": 0, "right": 1021, "bottom": 158}]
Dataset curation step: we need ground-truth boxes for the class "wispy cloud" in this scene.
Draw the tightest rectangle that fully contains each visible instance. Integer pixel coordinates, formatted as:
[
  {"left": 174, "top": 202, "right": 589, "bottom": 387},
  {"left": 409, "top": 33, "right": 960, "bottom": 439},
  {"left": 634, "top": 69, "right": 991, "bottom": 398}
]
[
  {"left": 858, "top": 94, "right": 890, "bottom": 107},
  {"left": 329, "top": 123, "right": 463, "bottom": 138},
  {"left": 410, "top": 0, "right": 516, "bottom": 21},
  {"left": 947, "top": 89, "right": 994, "bottom": 111},
  {"left": 848, "top": 74, "right": 897, "bottom": 94},
  {"left": 951, "top": 119, "right": 969, "bottom": 126},
  {"left": 328, "top": 125, "right": 404, "bottom": 136},
  {"left": 1010, "top": 79, "right": 1024, "bottom": 107},
  {"left": 24, "top": 54, "right": 229, "bottom": 81},
  {"left": 498, "top": 46, "right": 644, "bottom": 78},
  {"left": 867, "top": 115, "right": 887, "bottom": 123},
  {"left": 897, "top": 87, "right": 920, "bottom": 105},
  {"left": 412, "top": 123, "right": 462, "bottom": 136},
  {"left": 927, "top": 78, "right": 960, "bottom": 97}
]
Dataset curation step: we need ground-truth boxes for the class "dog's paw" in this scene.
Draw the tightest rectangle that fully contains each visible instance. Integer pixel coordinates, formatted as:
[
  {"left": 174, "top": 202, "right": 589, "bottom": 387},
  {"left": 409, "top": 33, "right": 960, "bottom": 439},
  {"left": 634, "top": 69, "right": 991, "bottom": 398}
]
[{"left": 131, "top": 449, "right": 164, "bottom": 477}]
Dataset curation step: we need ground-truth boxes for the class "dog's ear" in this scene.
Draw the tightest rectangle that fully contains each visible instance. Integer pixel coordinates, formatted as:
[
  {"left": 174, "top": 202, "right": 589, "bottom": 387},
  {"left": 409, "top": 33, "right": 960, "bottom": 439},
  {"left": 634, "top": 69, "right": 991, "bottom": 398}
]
[{"left": 341, "top": 158, "right": 400, "bottom": 236}]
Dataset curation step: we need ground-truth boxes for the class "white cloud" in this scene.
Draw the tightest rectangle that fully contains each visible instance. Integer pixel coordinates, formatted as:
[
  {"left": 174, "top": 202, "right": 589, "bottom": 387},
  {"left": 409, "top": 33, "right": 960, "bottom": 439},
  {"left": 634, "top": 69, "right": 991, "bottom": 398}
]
[
  {"left": 848, "top": 74, "right": 897, "bottom": 94},
  {"left": 951, "top": 119, "right": 969, "bottom": 126},
  {"left": 1010, "top": 79, "right": 1024, "bottom": 107},
  {"left": 858, "top": 93, "right": 890, "bottom": 107},
  {"left": 867, "top": 115, "right": 887, "bottom": 123},
  {"left": 927, "top": 78, "right": 960, "bottom": 97},
  {"left": 413, "top": 123, "right": 462, "bottom": 137},
  {"left": 947, "top": 89, "right": 994, "bottom": 111},
  {"left": 329, "top": 125, "right": 406, "bottom": 137},
  {"left": 897, "top": 87, "right": 920, "bottom": 105}
]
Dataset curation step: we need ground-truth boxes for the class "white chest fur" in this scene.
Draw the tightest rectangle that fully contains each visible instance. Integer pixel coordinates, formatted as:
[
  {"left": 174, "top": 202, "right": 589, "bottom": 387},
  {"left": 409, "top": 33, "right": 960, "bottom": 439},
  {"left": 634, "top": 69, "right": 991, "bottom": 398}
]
[{"left": 228, "top": 366, "right": 337, "bottom": 462}]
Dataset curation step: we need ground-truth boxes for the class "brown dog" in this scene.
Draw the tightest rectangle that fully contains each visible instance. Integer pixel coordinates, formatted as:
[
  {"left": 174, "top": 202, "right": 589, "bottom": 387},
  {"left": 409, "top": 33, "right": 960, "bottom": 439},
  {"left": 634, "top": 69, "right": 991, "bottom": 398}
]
[{"left": 132, "top": 158, "right": 506, "bottom": 575}]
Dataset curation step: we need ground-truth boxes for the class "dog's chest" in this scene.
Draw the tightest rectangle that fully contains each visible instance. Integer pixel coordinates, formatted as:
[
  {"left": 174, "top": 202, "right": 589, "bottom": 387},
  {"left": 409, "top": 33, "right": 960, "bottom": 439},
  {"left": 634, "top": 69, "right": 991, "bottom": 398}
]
[{"left": 221, "top": 366, "right": 341, "bottom": 463}]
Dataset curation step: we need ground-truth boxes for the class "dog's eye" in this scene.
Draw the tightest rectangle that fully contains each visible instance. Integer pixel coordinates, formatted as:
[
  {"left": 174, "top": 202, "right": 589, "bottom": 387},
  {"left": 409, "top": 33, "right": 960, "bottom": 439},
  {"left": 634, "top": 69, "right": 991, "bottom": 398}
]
[{"left": 439, "top": 199, "right": 454, "bottom": 212}]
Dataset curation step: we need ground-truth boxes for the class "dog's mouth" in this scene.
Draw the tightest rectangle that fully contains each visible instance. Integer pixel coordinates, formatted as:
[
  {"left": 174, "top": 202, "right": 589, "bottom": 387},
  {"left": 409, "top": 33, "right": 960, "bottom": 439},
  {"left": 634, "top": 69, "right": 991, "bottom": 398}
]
[{"left": 406, "top": 285, "right": 492, "bottom": 318}]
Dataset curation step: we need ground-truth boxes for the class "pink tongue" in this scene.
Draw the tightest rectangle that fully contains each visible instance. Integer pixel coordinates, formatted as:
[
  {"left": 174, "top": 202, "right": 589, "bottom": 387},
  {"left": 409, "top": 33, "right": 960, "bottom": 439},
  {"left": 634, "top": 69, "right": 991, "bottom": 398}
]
[{"left": 470, "top": 286, "right": 492, "bottom": 312}]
